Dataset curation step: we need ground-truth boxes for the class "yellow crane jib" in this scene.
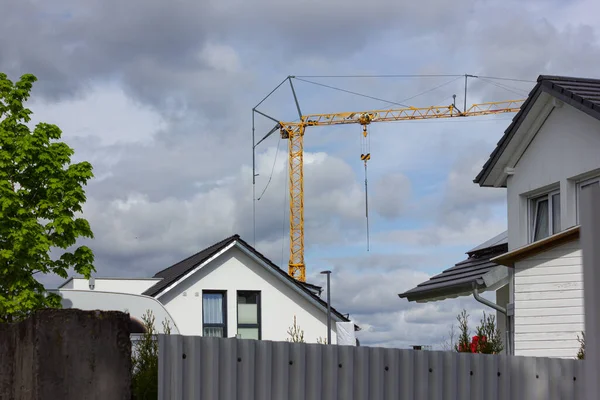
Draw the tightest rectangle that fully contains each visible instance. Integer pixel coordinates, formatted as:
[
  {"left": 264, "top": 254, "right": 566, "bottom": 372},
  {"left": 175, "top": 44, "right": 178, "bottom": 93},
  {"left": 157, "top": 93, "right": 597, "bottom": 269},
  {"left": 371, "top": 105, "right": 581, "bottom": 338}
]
[{"left": 278, "top": 99, "right": 525, "bottom": 282}]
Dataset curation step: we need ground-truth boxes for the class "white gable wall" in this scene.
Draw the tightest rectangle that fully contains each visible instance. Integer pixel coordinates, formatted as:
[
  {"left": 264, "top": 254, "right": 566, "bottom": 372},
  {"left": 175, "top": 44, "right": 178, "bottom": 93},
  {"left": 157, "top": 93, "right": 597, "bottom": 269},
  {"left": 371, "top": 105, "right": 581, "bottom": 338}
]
[
  {"left": 504, "top": 101, "right": 600, "bottom": 358},
  {"left": 507, "top": 103, "right": 600, "bottom": 251},
  {"left": 158, "top": 246, "right": 338, "bottom": 343},
  {"left": 513, "top": 240, "right": 582, "bottom": 358}
]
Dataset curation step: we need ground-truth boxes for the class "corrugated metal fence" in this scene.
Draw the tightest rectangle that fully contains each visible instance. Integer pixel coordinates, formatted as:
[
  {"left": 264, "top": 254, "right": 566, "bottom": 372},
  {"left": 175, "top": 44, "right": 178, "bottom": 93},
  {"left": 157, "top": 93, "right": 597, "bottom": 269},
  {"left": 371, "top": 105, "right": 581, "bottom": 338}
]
[{"left": 158, "top": 335, "right": 584, "bottom": 400}]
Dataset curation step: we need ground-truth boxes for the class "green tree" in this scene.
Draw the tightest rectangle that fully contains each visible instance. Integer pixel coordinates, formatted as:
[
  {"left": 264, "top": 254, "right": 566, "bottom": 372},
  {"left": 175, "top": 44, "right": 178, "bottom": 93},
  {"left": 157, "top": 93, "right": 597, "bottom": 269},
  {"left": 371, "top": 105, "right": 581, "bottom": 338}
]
[
  {"left": 0, "top": 73, "right": 95, "bottom": 322},
  {"left": 455, "top": 309, "right": 471, "bottom": 352},
  {"left": 131, "top": 310, "right": 172, "bottom": 400},
  {"left": 474, "top": 312, "right": 504, "bottom": 354}
]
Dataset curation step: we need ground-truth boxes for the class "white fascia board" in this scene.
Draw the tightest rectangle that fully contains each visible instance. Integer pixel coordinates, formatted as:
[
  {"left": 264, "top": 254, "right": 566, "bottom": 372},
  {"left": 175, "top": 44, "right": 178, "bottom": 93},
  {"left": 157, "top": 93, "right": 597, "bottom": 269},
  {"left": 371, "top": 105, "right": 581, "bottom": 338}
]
[
  {"left": 487, "top": 93, "right": 554, "bottom": 188},
  {"left": 414, "top": 290, "right": 473, "bottom": 303},
  {"left": 412, "top": 269, "right": 509, "bottom": 304},
  {"left": 505, "top": 99, "right": 555, "bottom": 170},
  {"left": 156, "top": 242, "right": 236, "bottom": 300},
  {"left": 234, "top": 242, "right": 345, "bottom": 323}
]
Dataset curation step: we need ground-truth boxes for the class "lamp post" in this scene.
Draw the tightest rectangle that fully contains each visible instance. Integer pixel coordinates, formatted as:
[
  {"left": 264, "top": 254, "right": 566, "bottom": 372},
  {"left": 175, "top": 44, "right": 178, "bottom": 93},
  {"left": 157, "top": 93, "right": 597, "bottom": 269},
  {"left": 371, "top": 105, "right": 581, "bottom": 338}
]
[{"left": 320, "top": 270, "right": 332, "bottom": 344}]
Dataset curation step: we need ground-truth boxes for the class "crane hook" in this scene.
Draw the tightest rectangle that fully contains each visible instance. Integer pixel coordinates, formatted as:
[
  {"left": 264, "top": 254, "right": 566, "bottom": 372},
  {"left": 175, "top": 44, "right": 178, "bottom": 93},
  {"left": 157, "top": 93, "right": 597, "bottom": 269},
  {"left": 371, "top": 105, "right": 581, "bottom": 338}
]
[{"left": 360, "top": 125, "right": 370, "bottom": 162}]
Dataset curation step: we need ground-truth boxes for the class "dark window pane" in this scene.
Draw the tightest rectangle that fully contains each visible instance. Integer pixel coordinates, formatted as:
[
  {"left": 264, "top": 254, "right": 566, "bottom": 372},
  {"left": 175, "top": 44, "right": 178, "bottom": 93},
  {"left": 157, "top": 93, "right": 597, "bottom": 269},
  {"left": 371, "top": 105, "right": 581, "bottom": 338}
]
[
  {"left": 238, "top": 292, "right": 258, "bottom": 304},
  {"left": 552, "top": 193, "right": 561, "bottom": 234},
  {"left": 582, "top": 181, "right": 600, "bottom": 191},
  {"left": 533, "top": 199, "right": 549, "bottom": 241}
]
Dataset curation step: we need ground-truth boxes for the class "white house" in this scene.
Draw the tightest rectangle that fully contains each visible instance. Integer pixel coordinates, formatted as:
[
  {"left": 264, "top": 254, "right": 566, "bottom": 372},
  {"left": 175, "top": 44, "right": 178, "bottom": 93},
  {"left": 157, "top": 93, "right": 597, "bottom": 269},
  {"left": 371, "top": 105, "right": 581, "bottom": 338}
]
[
  {"left": 400, "top": 75, "right": 600, "bottom": 358},
  {"left": 59, "top": 234, "right": 358, "bottom": 344}
]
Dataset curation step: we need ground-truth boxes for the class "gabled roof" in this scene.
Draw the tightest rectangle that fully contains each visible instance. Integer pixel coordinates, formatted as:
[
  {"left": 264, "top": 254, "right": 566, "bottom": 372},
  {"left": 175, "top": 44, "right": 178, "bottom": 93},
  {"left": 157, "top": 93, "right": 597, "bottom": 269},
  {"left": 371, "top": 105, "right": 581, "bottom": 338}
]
[
  {"left": 398, "top": 231, "right": 509, "bottom": 303},
  {"left": 143, "top": 235, "right": 239, "bottom": 297},
  {"left": 142, "top": 234, "right": 351, "bottom": 323},
  {"left": 475, "top": 75, "right": 600, "bottom": 187}
]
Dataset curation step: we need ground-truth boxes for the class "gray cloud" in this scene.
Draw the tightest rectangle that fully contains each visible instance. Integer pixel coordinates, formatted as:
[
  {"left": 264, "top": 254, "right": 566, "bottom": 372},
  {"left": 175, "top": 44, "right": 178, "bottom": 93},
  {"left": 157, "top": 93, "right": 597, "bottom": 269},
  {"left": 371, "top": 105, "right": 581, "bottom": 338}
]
[
  {"left": 19, "top": 0, "right": 600, "bottom": 349},
  {"left": 371, "top": 172, "right": 412, "bottom": 219},
  {"left": 0, "top": 0, "right": 476, "bottom": 109},
  {"left": 469, "top": 6, "right": 600, "bottom": 82},
  {"left": 436, "top": 141, "right": 507, "bottom": 229}
]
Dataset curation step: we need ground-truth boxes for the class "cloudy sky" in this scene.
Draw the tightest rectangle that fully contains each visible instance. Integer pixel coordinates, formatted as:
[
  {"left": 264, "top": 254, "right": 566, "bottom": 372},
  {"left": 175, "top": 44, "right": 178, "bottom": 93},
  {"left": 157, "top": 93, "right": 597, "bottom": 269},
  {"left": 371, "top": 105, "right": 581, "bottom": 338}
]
[{"left": 3, "top": 0, "right": 600, "bottom": 349}]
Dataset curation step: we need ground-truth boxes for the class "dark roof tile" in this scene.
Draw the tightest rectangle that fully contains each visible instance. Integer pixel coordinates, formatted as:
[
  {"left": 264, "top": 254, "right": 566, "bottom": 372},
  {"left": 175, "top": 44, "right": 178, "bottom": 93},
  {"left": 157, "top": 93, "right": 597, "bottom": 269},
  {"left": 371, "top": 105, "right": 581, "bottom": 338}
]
[
  {"left": 398, "top": 239, "right": 508, "bottom": 302},
  {"left": 143, "top": 234, "right": 240, "bottom": 297},
  {"left": 475, "top": 75, "right": 600, "bottom": 186}
]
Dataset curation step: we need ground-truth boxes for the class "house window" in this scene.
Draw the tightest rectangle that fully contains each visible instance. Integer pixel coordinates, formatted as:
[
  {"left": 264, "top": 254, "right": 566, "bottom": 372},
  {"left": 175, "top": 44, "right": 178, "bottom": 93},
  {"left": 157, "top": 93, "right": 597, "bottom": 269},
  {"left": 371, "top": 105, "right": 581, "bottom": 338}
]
[
  {"left": 237, "top": 291, "right": 261, "bottom": 340},
  {"left": 577, "top": 177, "right": 600, "bottom": 223},
  {"left": 202, "top": 291, "right": 227, "bottom": 337},
  {"left": 530, "top": 190, "right": 560, "bottom": 242}
]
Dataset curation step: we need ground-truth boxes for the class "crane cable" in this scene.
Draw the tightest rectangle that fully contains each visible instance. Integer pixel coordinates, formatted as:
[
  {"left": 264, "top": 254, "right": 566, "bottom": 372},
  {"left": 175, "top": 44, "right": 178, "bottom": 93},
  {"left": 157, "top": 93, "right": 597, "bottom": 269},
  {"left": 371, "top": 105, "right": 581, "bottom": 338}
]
[{"left": 360, "top": 125, "right": 371, "bottom": 251}]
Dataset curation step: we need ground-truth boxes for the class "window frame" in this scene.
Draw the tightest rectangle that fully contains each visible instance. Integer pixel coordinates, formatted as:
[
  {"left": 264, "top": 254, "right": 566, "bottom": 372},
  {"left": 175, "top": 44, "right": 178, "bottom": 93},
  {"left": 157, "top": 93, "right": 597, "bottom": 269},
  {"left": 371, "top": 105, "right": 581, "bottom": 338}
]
[
  {"left": 576, "top": 177, "right": 600, "bottom": 223},
  {"left": 529, "top": 189, "right": 560, "bottom": 243},
  {"left": 202, "top": 290, "right": 227, "bottom": 337},
  {"left": 236, "top": 290, "right": 262, "bottom": 340}
]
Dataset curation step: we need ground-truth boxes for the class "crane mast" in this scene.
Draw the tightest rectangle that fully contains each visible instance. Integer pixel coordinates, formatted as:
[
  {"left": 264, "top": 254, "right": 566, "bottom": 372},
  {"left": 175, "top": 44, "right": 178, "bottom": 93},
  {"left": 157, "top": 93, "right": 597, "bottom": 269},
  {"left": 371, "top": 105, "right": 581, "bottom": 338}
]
[{"left": 279, "top": 99, "right": 525, "bottom": 282}]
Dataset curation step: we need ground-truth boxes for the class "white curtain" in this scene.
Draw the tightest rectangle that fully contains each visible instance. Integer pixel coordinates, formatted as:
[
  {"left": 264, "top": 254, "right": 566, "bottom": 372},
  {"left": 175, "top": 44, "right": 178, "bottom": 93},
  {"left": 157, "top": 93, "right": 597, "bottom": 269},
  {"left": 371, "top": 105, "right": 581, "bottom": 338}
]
[{"left": 203, "top": 293, "right": 223, "bottom": 324}]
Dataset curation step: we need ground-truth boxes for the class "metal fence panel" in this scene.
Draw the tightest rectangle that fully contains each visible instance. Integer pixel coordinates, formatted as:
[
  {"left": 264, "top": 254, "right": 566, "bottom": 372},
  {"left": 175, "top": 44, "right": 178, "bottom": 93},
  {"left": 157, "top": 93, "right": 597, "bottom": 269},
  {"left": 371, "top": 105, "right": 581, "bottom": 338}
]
[{"left": 158, "top": 336, "right": 584, "bottom": 400}]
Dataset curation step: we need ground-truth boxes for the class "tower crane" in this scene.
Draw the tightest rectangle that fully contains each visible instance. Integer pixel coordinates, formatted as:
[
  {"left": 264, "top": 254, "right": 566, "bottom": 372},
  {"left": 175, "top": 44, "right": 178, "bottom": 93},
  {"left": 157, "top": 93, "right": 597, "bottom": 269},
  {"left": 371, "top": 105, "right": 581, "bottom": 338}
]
[{"left": 253, "top": 77, "right": 526, "bottom": 282}]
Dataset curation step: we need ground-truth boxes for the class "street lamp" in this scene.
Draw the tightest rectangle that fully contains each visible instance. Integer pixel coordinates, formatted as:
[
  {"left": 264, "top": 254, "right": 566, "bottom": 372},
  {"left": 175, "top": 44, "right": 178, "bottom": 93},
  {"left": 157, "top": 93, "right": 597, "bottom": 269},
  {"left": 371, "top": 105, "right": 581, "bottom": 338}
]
[{"left": 320, "top": 270, "right": 332, "bottom": 345}]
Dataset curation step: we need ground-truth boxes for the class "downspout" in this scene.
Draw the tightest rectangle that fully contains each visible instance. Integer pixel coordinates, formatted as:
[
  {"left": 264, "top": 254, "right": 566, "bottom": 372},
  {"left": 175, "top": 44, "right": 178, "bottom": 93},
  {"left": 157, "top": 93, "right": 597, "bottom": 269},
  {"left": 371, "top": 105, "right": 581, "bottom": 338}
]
[{"left": 472, "top": 282, "right": 511, "bottom": 355}]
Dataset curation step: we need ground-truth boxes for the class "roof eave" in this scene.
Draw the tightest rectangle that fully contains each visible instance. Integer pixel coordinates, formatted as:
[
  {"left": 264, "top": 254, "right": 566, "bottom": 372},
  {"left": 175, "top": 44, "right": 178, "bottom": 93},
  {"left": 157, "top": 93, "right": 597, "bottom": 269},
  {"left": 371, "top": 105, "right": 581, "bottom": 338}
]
[
  {"left": 233, "top": 240, "right": 351, "bottom": 322},
  {"left": 492, "top": 225, "right": 580, "bottom": 267},
  {"left": 476, "top": 76, "right": 600, "bottom": 187},
  {"left": 398, "top": 265, "right": 509, "bottom": 303},
  {"left": 398, "top": 280, "right": 488, "bottom": 303}
]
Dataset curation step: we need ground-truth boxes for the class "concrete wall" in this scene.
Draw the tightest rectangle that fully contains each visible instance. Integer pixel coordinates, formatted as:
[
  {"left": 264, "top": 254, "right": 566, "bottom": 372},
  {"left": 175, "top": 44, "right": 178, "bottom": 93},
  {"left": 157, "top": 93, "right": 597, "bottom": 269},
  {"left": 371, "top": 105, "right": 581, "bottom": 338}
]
[
  {"left": 0, "top": 309, "right": 132, "bottom": 400},
  {"left": 513, "top": 239, "right": 582, "bottom": 358},
  {"left": 507, "top": 104, "right": 600, "bottom": 250},
  {"left": 158, "top": 246, "right": 339, "bottom": 343},
  {"left": 63, "top": 277, "right": 161, "bottom": 294}
]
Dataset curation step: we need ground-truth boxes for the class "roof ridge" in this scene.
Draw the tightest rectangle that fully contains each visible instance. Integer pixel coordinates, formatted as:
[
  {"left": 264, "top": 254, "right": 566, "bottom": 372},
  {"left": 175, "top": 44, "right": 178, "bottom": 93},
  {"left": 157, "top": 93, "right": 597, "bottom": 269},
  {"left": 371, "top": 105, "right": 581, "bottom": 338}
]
[
  {"left": 538, "top": 75, "right": 600, "bottom": 84},
  {"left": 152, "top": 234, "right": 240, "bottom": 278}
]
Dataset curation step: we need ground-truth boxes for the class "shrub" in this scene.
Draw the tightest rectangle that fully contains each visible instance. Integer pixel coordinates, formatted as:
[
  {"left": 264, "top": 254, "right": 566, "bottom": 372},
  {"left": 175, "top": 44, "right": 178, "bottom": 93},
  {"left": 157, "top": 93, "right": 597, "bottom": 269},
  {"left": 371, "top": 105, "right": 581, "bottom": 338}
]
[
  {"left": 131, "top": 310, "right": 171, "bottom": 400},
  {"left": 454, "top": 309, "right": 503, "bottom": 354},
  {"left": 577, "top": 332, "right": 585, "bottom": 360}
]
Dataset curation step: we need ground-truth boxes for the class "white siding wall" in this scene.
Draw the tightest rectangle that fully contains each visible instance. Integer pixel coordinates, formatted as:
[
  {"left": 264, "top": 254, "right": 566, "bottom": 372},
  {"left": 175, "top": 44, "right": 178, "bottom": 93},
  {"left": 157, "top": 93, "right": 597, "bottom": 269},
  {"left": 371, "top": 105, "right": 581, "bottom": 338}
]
[
  {"left": 158, "top": 246, "right": 338, "bottom": 344},
  {"left": 64, "top": 278, "right": 161, "bottom": 295},
  {"left": 513, "top": 239, "right": 582, "bottom": 358},
  {"left": 507, "top": 104, "right": 600, "bottom": 251}
]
